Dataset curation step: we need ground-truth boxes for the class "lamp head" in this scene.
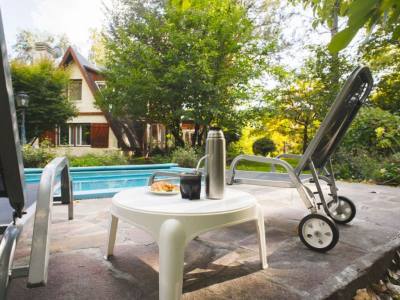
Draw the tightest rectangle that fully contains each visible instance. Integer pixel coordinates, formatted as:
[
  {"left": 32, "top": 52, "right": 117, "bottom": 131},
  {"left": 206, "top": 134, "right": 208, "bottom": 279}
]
[{"left": 16, "top": 92, "right": 29, "bottom": 108}]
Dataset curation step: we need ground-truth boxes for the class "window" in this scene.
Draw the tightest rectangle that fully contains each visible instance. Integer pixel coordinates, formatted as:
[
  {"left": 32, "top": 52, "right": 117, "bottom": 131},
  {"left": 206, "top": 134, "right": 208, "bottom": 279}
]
[
  {"left": 77, "top": 124, "right": 91, "bottom": 146},
  {"left": 58, "top": 124, "right": 71, "bottom": 145},
  {"left": 95, "top": 81, "right": 106, "bottom": 91},
  {"left": 68, "top": 79, "right": 82, "bottom": 101},
  {"left": 57, "top": 123, "right": 91, "bottom": 146}
]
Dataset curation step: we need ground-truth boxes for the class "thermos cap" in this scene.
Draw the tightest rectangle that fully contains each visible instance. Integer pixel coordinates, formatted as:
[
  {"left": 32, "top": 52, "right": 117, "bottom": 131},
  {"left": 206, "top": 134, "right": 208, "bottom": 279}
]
[{"left": 207, "top": 128, "right": 224, "bottom": 139}]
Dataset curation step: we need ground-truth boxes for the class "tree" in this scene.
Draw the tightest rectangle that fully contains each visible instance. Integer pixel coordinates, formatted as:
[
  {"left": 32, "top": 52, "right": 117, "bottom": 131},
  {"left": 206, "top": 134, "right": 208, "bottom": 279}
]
[
  {"left": 100, "top": 0, "right": 272, "bottom": 148},
  {"left": 266, "top": 46, "right": 352, "bottom": 152},
  {"left": 294, "top": 0, "right": 400, "bottom": 53},
  {"left": 13, "top": 30, "right": 70, "bottom": 63},
  {"left": 253, "top": 137, "right": 276, "bottom": 156},
  {"left": 288, "top": 0, "right": 344, "bottom": 99},
  {"left": 88, "top": 28, "right": 106, "bottom": 66},
  {"left": 361, "top": 27, "right": 400, "bottom": 115},
  {"left": 11, "top": 60, "right": 76, "bottom": 141}
]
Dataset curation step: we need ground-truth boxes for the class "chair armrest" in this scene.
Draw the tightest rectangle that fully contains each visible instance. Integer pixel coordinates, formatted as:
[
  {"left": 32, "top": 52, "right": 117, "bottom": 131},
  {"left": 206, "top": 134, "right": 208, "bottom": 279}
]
[
  {"left": 272, "top": 154, "right": 302, "bottom": 172},
  {"left": 227, "top": 154, "right": 297, "bottom": 185},
  {"left": 147, "top": 171, "right": 182, "bottom": 186},
  {"left": 275, "top": 153, "right": 302, "bottom": 160}
]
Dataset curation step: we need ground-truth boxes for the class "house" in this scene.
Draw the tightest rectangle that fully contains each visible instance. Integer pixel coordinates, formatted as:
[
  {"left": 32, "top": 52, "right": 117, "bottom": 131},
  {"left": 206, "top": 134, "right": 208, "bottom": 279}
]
[
  {"left": 40, "top": 46, "right": 119, "bottom": 153},
  {"left": 41, "top": 45, "right": 195, "bottom": 154}
]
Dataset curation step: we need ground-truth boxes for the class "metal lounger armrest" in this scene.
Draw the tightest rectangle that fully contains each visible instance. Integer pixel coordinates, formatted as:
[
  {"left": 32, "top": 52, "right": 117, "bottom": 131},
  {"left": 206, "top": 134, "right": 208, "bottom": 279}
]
[
  {"left": 228, "top": 155, "right": 297, "bottom": 185},
  {"left": 147, "top": 171, "right": 182, "bottom": 186},
  {"left": 272, "top": 153, "right": 302, "bottom": 172},
  {"left": 228, "top": 154, "right": 315, "bottom": 210},
  {"left": 28, "top": 156, "right": 73, "bottom": 287}
]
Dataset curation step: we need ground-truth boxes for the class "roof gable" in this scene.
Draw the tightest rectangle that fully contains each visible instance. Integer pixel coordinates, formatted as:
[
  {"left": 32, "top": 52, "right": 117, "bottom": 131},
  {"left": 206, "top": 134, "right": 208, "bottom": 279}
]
[{"left": 59, "top": 46, "right": 104, "bottom": 96}]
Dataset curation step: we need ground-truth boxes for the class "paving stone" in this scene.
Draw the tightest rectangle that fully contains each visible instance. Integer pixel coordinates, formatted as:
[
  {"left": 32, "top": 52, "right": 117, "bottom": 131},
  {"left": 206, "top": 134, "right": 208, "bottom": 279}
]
[
  {"left": 8, "top": 249, "right": 144, "bottom": 300},
  {"left": 6, "top": 182, "right": 400, "bottom": 299}
]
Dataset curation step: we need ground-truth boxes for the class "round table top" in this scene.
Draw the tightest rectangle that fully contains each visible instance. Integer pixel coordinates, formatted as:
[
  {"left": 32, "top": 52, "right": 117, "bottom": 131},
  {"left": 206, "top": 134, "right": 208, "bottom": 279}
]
[{"left": 112, "top": 186, "right": 256, "bottom": 216}]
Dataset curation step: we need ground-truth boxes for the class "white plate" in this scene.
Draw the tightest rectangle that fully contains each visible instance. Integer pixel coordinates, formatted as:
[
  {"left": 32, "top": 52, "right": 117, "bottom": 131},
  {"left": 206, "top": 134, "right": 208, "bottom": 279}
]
[{"left": 148, "top": 187, "right": 180, "bottom": 196}]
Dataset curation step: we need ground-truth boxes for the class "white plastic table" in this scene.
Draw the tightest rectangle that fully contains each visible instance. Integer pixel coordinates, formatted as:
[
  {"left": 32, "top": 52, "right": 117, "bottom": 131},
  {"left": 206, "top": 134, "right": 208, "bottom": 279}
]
[{"left": 105, "top": 186, "right": 267, "bottom": 300}]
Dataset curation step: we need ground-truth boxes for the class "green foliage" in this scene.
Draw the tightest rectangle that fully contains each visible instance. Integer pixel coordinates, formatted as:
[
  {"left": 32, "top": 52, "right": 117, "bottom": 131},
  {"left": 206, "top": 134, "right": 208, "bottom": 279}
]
[
  {"left": 341, "top": 107, "right": 400, "bottom": 156},
  {"left": 226, "top": 142, "right": 244, "bottom": 162},
  {"left": 265, "top": 46, "right": 352, "bottom": 152},
  {"left": 294, "top": 0, "right": 400, "bottom": 52},
  {"left": 334, "top": 150, "right": 400, "bottom": 185},
  {"left": 376, "top": 153, "right": 400, "bottom": 185},
  {"left": 333, "top": 148, "right": 381, "bottom": 181},
  {"left": 68, "top": 151, "right": 129, "bottom": 167},
  {"left": 361, "top": 27, "right": 400, "bottom": 115},
  {"left": 11, "top": 60, "right": 76, "bottom": 141},
  {"left": 252, "top": 137, "right": 276, "bottom": 156},
  {"left": 230, "top": 157, "right": 299, "bottom": 172},
  {"left": 22, "top": 141, "right": 56, "bottom": 168},
  {"left": 170, "top": 147, "right": 200, "bottom": 168},
  {"left": 88, "top": 28, "right": 106, "bottom": 66},
  {"left": 334, "top": 107, "right": 400, "bottom": 185},
  {"left": 129, "top": 155, "right": 172, "bottom": 165},
  {"left": 102, "top": 0, "right": 272, "bottom": 146},
  {"left": 150, "top": 147, "right": 166, "bottom": 156}
]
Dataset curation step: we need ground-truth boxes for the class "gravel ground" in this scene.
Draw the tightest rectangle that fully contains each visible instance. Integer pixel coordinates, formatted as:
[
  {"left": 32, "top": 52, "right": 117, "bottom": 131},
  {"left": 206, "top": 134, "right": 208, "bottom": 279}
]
[{"left": 354, "top": 250, "right": 400, "bottom": 300}]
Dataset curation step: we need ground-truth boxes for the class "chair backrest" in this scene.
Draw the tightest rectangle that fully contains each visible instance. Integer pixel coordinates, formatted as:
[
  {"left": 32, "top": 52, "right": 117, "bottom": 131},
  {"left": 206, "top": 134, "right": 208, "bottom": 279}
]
[
  {"left": 296, "top": 66, "right": 373, "bottom": 173},
  {"left": 0, "top": 9, "right": 26, "bottom": 219}
]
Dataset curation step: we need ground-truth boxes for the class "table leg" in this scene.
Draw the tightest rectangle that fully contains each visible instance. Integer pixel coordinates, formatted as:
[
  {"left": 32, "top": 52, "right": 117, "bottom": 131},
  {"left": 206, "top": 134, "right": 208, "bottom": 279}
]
[
  {"left": 255, "top": 205, "right": 268, "bottom": 269},
  {"left": 105, "top": 214, "right": 119, "bottom": 260},
  {"left": 158, "top": 219, "right": 186, "bottom": 300}
]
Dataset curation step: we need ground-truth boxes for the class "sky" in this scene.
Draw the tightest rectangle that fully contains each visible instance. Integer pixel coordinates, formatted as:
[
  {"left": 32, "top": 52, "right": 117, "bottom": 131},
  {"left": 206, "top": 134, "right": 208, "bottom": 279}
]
[
  {"left": 0, "top": 0, "right": 110, "bottom": 57},
  {"left": 0, "top": 0, "right": 361, "bottom": 69}
]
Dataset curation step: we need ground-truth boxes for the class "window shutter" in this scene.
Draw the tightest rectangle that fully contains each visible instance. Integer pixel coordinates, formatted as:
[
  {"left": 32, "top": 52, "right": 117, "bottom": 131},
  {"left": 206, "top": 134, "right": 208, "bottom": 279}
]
[
  {"left": 41, "top": 129, "right": 56, "bottom": 145},
  {"left": 91, "top": 123, "right": 109, "bottom": 148}
]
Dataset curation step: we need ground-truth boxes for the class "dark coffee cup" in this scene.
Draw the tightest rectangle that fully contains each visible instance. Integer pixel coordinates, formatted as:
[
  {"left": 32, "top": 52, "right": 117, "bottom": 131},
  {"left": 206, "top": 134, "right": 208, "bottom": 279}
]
[{"left": 180, "top": 173, "right": 201, "bottom": 200}]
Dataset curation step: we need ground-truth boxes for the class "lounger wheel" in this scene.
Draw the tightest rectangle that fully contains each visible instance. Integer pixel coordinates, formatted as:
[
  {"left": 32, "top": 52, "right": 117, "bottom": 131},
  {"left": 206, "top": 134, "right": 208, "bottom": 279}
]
[
  {"left": 327, "top": 196, "right": 356, "bottom": 224},
  {"left": 298, "top": 214, "right": 339, "bottom": 252}
]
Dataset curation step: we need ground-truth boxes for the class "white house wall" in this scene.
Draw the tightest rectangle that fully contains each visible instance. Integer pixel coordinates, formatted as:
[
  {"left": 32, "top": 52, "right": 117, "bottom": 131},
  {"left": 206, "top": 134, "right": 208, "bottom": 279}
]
[
  {"left": 67, "top": 63, "right": 102, "bottom": 113},
  {"left": 66, "top": 62, "right": 118, "bottom": 149}
]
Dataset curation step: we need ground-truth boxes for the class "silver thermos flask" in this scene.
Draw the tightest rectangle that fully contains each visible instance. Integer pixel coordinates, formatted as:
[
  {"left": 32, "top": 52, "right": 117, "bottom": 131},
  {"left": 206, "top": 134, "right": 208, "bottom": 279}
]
[{"left": 205, "top": 127, "right": 226, "bottom": 199}]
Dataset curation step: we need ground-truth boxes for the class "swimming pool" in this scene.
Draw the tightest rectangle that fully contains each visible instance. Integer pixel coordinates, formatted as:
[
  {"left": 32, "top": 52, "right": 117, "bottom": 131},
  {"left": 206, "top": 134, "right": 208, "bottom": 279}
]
[{"left": 24, "top": 164, "right": 190, "bottom": 199}]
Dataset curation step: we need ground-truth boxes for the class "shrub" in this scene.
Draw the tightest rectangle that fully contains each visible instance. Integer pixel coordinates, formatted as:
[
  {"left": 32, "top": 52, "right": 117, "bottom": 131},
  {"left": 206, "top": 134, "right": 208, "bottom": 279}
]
[
  {"left": 227, "top": 142, "right": 244, "bottom": 162},
  {"left": 224, "top": 129, "right": 241, "bottom": 146},
  {"left": 342, "top": 107, "right": 400, "bottom": 155},
  {"left": 374, "top": 153, "right": 400, "bottom": 185},
  {"left": 333, "top": 148, "right": 380, "bottom": 181},
  {"left": 252, "top": 137, "right": 276, "bottom": 156},
  {"left": 68, "top": 151, "right": 129, "bottom": 167},
  {"left": 171, "top": 147, "right": 199, "bottom": 168},
  {"left": 23, "top": 142, "right": 55, "bottom": 168},
  {"left": 150, "top": 146, "right": 165, "bottom": 156}
]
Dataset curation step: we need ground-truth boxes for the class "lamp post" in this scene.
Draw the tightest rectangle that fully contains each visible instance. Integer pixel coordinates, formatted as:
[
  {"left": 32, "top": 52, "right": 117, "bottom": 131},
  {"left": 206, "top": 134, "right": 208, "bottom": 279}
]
[{"left": 16, "top": 92, "right": 29, "bottom": 145}]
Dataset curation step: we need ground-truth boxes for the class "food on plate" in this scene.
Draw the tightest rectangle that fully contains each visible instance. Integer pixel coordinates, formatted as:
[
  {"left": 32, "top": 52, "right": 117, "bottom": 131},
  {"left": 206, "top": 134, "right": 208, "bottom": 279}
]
[{"left": 151, "top": 181, "right": 179, "bottom": 192}]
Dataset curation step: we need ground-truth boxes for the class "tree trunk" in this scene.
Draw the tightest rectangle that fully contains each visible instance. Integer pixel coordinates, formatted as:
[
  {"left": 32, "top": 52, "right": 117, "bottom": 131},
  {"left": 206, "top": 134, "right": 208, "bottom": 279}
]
[
  {"left": 103, "top": 111, "right": 128, "bottom": 149},
  {"left": 331, "top": 0, "right": 340, "bottom": 37},
  {"left": 191, "top": 124, "right": 200, "bottom": 147},
  {"left": 170, "top": 120, "right": 184, "bottom": 147},
  {"left": 122, "top": 122, "right": 144, "bottom": 156},
  {"left": 197, "top": 126, "right": 205, "bottom": 147},
  {"left": 102, "top": 111, "right": 145, "bottom": 155},
  {"left": 330, "top": 0, "right": 341, "bottom": 86},
  {"left": 302, "top": 123, "right": 309, "bottom": 154}
]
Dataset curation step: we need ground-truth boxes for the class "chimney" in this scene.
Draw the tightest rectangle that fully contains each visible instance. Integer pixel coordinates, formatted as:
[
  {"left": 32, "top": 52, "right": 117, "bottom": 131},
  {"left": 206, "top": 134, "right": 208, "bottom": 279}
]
[{"left": 32, "top": 42, "right": 55, "bottom": 62}]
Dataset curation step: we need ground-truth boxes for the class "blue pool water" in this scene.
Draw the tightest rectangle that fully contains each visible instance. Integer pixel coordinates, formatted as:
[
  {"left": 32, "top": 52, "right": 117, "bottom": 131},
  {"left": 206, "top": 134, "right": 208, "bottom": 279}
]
[{"left": 24, "top": 164, "right": 189, "bottom": 199}]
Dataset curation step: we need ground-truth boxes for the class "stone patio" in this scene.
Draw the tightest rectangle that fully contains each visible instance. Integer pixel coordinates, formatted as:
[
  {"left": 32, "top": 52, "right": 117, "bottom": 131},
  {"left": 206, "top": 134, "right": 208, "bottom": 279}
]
[{"left": 7, "top": 182, "right": 400, "bottom": 300}]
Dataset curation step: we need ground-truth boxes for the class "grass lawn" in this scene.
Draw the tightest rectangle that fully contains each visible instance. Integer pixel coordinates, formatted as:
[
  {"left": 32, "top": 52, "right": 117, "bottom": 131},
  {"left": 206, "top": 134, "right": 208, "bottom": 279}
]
[
  {"left": 229, "top": 157, "right": 299, "bottom": 172},
  {"left": 131, "top": 155, "right": 300, "bottom": 173}
]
